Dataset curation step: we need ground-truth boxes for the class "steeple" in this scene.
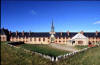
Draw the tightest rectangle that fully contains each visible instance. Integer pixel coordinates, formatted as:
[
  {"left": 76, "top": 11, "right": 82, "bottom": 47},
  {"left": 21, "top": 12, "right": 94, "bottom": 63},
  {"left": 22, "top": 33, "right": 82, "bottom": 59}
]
[
  {"left": 50, "top": 19, "right": 55, "bottom": 43},
  {"left": 51, "top": 19, "right": 54, "bottom": 32}
]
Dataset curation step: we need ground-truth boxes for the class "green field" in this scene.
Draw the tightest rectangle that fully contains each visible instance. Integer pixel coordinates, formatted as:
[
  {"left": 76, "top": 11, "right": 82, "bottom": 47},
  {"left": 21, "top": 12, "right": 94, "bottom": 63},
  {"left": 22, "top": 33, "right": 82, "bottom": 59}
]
[
  {"left": 57, "top": 46, "right": 100, "bottom": 65},
  {"left": 19, "top": 44, "right": 69, "bottom": 56},
  {"left": 1, "top": 42, "right": 52, "bottom": 65},
  {"left": 1, "top": 42, "right": 100, "bottom": 65},
  {"left": 75, "top": 45, "right": 89, "bottom": 50}
]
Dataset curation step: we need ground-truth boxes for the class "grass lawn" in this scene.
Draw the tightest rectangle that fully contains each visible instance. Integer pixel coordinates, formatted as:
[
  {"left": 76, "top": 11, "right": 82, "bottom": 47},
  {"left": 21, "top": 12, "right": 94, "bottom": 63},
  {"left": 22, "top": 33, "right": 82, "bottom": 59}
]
[
  {"left": 1, "top": 42, "right": 52, "bottom": 65},
  {"left": 19, "top": 44, "right": 69, "bottom": 57},
  {"left": 1, "top": 42, "right": 100, "bottom": 65},
  {"left": 56, "top": 46, "right": 100, "bottom": 65},
  {"left": 75, "top": 45, "right": 89, "bottom": 50}
]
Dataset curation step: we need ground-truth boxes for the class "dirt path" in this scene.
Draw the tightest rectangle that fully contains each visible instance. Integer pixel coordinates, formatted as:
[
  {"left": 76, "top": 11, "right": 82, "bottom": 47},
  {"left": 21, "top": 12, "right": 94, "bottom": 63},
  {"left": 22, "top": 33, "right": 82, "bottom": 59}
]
[{"left": 49, "top": 43, "right": 78, "bottom": 52}]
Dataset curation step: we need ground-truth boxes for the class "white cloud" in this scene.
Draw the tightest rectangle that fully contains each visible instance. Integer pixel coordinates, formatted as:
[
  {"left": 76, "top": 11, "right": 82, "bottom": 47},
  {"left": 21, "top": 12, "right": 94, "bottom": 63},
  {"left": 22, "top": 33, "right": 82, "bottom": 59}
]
[
  {"left": 30, "top": 10, "right": 36, "bottom": 15},
  {"left": 94, "top": 21, "right": 100, "bottom": 24}
]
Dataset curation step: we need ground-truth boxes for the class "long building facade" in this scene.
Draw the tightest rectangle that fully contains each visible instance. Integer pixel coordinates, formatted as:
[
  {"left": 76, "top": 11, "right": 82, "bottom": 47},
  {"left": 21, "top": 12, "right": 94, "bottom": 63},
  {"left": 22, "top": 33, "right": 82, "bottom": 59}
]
[{"left": 0, "top": 21, "right": 100, "bottom": 45}]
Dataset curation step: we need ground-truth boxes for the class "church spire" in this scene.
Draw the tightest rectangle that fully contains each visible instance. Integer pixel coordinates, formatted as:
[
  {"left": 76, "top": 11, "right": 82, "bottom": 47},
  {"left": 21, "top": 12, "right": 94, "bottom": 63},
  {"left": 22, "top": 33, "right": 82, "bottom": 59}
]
[
  {"left": 50, "top": 19, "right": 55, "bottom": 43},
  {"left": 51, "top": 19, "right": 54, "bottom": 32}
]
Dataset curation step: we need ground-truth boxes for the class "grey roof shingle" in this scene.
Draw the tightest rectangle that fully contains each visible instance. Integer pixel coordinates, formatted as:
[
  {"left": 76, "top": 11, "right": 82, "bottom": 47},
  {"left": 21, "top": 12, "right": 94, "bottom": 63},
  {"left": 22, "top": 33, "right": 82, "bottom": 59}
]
[{"left": 11, "top": 32, "right": 100, "bottom": 38}]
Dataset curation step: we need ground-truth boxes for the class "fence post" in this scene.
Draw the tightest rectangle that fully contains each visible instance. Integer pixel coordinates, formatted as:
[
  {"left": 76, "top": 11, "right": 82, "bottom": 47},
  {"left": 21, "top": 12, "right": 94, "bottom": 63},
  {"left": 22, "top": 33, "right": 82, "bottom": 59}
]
[
  {"left": 55, "top": 57, "right": 58, "bottom": 61},
  {"left": 51, "top": 57, "right": 54, "bottom": 62}
]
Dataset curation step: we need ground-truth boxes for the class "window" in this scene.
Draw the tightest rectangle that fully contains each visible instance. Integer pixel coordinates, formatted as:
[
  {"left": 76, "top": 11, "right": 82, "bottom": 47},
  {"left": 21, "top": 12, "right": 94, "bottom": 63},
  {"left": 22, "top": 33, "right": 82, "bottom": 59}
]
[
  {"left": 96, "top": 37, "right": 97, "bottom": 39},
  {"left": 3, "top": 37, "right": 5, "bottom": 40},
  {"left": 39, "top": 38, "right": 41, "bottom": 41},
  {"left": 63, "top": 37, "right": 65, "bottom": 39},
  {"left": 34, "top": 38, "right": 36, "bottom": 41},
  {"left": 30, "top": 37, "right": 32, "bottom": 41},
  {"left": 59, "top": 41, "right": 61, "bottom": 42},
  {"left": 43, "top": 38, "right": 45, "bottom": 41},
  {"left": 78, "top": 41, "right": 83, "bottom": 44}
]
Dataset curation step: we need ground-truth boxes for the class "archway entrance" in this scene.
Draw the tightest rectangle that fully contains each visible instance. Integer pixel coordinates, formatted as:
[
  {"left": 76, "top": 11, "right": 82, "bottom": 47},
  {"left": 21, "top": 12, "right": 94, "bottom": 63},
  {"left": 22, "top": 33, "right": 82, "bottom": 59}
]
[{"left": 72, "top": 41, "right": 75, "bottom": 45}]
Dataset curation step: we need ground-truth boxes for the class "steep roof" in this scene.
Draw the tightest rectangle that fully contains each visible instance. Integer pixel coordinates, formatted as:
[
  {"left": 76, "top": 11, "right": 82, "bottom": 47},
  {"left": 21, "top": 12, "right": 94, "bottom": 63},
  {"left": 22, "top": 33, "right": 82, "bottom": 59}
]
[
  {"left": 72, "top": 33, "right": 88, "bottom": 39},
  {"left": 55, "top": 32, "right": 77, "bottom": 38},
  {"left": 0, "top": 28, "right": 9, "bottom": 35},
  {"left": 11, "top": 32, "right": 100, "bottom": 38},
  {"left": 0, "top": 29, "right": 6, "bottom": 35},
  {"left": 84, "top": 32, "right": 100, "bottom": 37},
  {"left": 11, "top": 32, "right": 50, "bottom": 37}
]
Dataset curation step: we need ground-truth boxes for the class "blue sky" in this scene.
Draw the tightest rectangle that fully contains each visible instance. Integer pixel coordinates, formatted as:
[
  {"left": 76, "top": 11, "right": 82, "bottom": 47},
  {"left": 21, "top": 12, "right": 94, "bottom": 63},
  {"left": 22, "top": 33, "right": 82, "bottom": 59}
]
[{"left": 1, "top": 1, "right": 100, "bottom": 32}]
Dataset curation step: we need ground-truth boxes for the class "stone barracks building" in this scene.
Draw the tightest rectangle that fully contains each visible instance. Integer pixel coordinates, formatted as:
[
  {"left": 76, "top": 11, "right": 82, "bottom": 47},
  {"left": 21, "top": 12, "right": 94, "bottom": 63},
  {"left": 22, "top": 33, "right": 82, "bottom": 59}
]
[{"left": 0, "top": 21, "right": 100, "bottom": 45}]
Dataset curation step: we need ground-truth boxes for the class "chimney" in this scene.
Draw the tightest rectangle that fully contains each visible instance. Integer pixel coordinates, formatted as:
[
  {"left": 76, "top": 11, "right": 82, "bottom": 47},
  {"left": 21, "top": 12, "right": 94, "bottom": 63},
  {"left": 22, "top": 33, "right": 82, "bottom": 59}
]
[
  {"left": 67, "top": 30, "right": 70, "bottom": 36},
  {"left": 22, "top": 30, "right": 24, "bottom": 36},
  {"left": 9, "top": 31, "right": 11, "bottom": 35},
  {"left": 96, "top": 30, "right": 98, "bottom": 36},
  {"left": 80, "top": 30, "right": 84, "bottom": 34},
  {"left": 29, "top": 30, "right": 31, "bottom": 35},
  {"left": 60, "top": 32, "right": 62, "bottom": 36},
  {"left": 16, "top": 31, "right": 18, "bottom": 36}
]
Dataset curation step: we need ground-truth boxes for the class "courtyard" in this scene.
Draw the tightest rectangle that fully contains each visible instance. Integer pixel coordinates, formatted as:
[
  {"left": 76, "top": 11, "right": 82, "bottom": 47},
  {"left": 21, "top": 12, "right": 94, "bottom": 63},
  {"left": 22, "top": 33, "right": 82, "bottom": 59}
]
[{"left": 1, "top": 42, "right": 100, "bottom": 65}]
